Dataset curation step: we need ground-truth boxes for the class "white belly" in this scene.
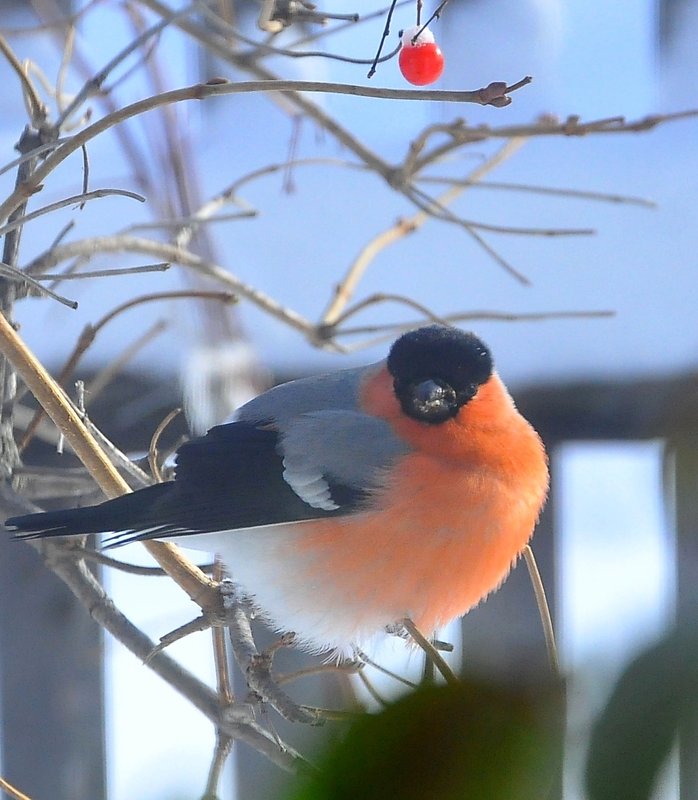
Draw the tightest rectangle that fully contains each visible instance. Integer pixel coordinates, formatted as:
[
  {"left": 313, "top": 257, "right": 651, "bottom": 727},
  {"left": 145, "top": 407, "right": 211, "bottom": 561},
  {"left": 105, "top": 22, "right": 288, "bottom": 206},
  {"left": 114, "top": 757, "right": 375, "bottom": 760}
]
[{"left": 166, "top": 524, "right": 392, "bottom": 655}]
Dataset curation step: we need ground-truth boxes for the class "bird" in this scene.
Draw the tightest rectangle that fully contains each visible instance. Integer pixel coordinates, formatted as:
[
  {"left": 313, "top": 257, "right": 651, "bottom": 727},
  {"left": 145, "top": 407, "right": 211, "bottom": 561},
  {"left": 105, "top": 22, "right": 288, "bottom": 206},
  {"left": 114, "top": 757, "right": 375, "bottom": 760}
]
[{"left": 6, "top": 325, "right": 548, "bottom": 655}]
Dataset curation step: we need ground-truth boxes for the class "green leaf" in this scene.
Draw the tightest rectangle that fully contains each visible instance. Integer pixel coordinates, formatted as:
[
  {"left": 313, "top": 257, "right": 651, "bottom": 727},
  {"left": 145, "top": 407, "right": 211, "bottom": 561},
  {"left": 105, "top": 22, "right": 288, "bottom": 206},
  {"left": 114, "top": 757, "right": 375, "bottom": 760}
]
[{"left": 289, "top": 676, "right": 562, "bottom": 800}]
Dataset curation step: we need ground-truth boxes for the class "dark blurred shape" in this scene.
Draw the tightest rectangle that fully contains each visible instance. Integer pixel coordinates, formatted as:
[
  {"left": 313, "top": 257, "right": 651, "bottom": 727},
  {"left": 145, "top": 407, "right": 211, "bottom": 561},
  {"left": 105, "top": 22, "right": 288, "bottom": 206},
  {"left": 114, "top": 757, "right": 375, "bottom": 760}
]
[
  {"left": 586, "top": 622, "right": 698, "bottom": 800},
  {"left": 288, "top": 675, "right": 563, "bottom": 800}
]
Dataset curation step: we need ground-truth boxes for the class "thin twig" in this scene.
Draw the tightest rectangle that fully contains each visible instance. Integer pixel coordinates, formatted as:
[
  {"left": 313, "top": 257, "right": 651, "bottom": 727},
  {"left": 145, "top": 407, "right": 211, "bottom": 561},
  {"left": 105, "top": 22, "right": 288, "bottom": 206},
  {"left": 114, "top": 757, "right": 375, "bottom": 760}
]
[
  {"left": 33, "top": 262, "right": 171, "bottom": 280},
  {"left": 221, "top": 581, "right": 320, "bottom": 724},
  {"left": 333, "top": 308, "right": 615, "bottom": 341},
  {"left": 0, "top": 776, "right": 32, "bottom": 800},
  {"left": 408, "top": 184, "right": 595, "bottom": 236},
  {"left": 211, "top": 559, "right": 234, "bottom": 703},
  {"left": 56, "top": 23, "right": 75, "bottom": 119},
  {"left": 17, "top": 291, "right": 234, "bottom": 454},
  {"left": 80, "top": 417, "right": 153, "bottom": 489},
  {"left": 367, "top": 0, "right": 399, "bottom": 78},
  {"left": 199, "top": 6, "right": 401, "bottom": 66},
  {"left": 48, "top": 220, "right": 76, "bottom": 251},
  {"left": 320, "top": 138, "right": 526, "bottom": 327},
  {"left": 126, "top": 211, "right": 256, "bottom": 233},
  {"left": 150, "top": 615, "right": 216, "bottom": 655},
  {"left": 90, "top": 289, "right": 236, "bottom": 332},
  {"left": 174, "top": 156, "right": 355, "bottom": 251},
  {"left": 87, "top": 320, "right": 169, "bottom": 404},
  {"left": 0, "top": 261, "right": 77, "bottom": 307},
  {"left": 0, "top": 76, "right": 532, "bottom": 222},
  {"left": 203, "top": 734, "right": 234, "bottom": 800},
  {"left": 0, "top": 312, "right": 220, "bottom": 613},
  {"left": 401, "top": 618, "right": 459, "bottom": 686},
  {"left": 148, "top": 407, "right": 182, "bottom": 484},
  {"left": 356, "top": 669, "right": 390, "bottom": 707},
  {"left": 23, "top": 237, "right": 316, "bottom": 336},
  {"left": 289, "top": 0, "right": 413, "bottom": 48},
  {"left": 0, "top": 188, "right": 145, "bottom": 238},
  {"left": 328, "top": 293, "right": 448, "bottom": 333},
  {"left": 0, "top": 139, "right": 66, "bottom": 178},
  {"left": 53, "top": 8, "right": 193, "bottom": 129},
  {"left": 523, "top": 544, "right": 560, "bottom": 675},
  {"left": 0, "top": 32, "right": 47, "bottom": 127},
  {"left": 276, "top": 661, "right": 362, "bottom": 686},
  {"left": 414, "top": 0, "right": 450, "bottom": 39},
  {"left": 79, "top": 549, "right": 176, "bottom": 576},
  {"left": 39, "top": 546, "right": 304, "bottom": 771},
  {"left": 403, "top": 183, "right": 533, "bottom": 283},
  {"left": 354, "top": 648, "right": 419, "bottom": 690},
  {"left": 418, "top": 176, "right": 656, "bottom": 208}
]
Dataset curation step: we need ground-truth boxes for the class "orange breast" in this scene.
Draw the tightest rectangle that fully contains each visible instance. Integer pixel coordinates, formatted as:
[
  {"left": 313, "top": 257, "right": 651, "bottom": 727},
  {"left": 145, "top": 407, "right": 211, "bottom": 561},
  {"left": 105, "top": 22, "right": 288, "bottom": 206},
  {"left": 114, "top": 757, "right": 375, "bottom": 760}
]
[{"left": 289, "top": 366, "right": 549, "bottom": 636}]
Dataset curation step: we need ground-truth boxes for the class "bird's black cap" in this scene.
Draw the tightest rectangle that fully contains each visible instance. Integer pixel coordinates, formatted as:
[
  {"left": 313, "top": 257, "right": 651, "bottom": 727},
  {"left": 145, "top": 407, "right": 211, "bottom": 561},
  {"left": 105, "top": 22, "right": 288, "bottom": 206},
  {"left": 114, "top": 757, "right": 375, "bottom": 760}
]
[{"left": 387, "top": 326, "right": 493, "bottom": 424}]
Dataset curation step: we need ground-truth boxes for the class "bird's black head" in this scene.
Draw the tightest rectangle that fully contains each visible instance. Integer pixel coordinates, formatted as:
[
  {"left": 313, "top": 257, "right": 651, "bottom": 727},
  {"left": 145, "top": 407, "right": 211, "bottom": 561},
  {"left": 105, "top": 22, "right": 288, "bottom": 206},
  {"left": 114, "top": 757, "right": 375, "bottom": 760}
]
[{"left": 387, "top": 326, "right": 493, "bottom": 424}]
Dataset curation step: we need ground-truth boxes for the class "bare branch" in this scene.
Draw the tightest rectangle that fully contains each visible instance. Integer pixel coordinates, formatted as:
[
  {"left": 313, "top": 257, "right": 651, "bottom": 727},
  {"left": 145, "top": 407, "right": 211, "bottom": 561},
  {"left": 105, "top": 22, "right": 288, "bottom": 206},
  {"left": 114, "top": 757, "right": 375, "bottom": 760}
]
[
  {"left": 221, "top": 581, "right": 321, "bottom": 724},
  {"left": 0, "top": 32, "right": 47, "bottom": 127},
  {"left": 85, "top": 318, "right": 169, "bottom": 402},
  {"left": 0, "top": 311, "right": 219, "bottom": 612},
  {"left": 0, "top": 776, "right": 32, "bottom": 800},
  {"left": 148, "top": 407, "right": 182, "bottom": 484},
  {"left": 17, "top": 291, "right": 234, "bottom": 453},
  {"left": 0, "top": 260, "right": 77, "bottom": 307},
  {"left": 289, "top": 0, "right": 413, "bottom": 48},
  {"left": 34, "top": 262, "right": 171, "bottom": 281},
  {"left": 39, "top": 541, "right": 304, "bottom": 771},
  {"left": 199, "top": 5, "right": 401, "bottom": 67},
  {"left": 0, "top": 139, "right": 66, "bottom": 179},
  {"left": 418, "top": 176, "right": 657, "bottom": 208},
  {"left": 401, "top": 617, "right": 459, "bottom": 685},
  {"left": 328, "top": 293, "right": 449, "bottom": 333},
  {"left": 407, "top": 183, "right": 596, "bottom": 237},
  {"left": 126, "top": 211, "right": 256, "bottom": 233},
  {"left": 53, "top": 6, "right": 194, "bottom": 130},
  {"left": 0, "top": 76, "right": 532, "bottom": 222},
  {"left": 336, "top": 308, "right": 614, "bottom": 339},
  {"left": 0, "top": 188, "right": 145, "bottom": 238},
  {"left": 24, "top": 237, "right": 317, "bottom": 336},
  {"left": 320, "top": 138, "right": 526, "bottom": 327},
  {"left": 523, "top": 545, "right": 560, "bottom": 675},
  {"left": 79, "top": 550, "right": 175, "bottom": 576}
]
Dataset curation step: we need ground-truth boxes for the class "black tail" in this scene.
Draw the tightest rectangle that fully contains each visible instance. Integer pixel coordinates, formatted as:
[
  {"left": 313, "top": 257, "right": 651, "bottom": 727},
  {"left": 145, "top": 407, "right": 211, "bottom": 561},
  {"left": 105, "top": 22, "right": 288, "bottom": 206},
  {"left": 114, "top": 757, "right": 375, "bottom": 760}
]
[{"left": 6, "top": 482, "right": 175, "bottom": 540}]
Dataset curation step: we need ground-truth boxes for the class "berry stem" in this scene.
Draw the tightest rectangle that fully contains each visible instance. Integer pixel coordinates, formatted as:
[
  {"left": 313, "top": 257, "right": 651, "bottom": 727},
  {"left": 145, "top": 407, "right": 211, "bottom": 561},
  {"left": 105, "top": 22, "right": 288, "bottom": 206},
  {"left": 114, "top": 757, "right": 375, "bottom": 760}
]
[
  {"left": 368, "top": 0, "right": 400, "bottom": 78},
  {"left": 413, "top": 0, "right": 451, "bottom": 42}
]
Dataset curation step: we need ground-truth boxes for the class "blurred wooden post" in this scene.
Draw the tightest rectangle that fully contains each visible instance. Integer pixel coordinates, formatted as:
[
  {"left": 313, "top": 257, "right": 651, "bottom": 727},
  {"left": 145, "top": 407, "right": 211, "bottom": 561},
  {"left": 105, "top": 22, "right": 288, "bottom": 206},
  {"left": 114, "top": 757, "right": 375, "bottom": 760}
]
[
  {"left": 0, "top": 491, "right": 106, "bottom": 800},
  {"left": 669, "top": 431, "right": 698, "bottom": 800}
]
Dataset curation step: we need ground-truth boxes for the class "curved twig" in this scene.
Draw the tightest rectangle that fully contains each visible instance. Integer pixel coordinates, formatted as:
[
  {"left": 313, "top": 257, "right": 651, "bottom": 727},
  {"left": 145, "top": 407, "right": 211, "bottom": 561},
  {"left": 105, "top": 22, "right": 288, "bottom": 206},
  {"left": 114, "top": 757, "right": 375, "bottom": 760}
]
[
  {"left": 0, "top": 77, "right": 531, "bottom": 223},
  {"left": 523, "top": 545, "right": 560, "bottom": 675},
  {"left": 0, "top": 188, "right": 145, "bottom": 238}
]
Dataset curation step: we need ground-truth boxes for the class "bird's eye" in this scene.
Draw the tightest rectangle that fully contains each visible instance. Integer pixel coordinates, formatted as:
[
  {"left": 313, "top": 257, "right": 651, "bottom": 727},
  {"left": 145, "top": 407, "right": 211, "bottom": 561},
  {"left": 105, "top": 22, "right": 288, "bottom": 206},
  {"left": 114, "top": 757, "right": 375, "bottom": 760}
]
[{"left": 406, "top": 378, "right": 458, "bottom": 424}]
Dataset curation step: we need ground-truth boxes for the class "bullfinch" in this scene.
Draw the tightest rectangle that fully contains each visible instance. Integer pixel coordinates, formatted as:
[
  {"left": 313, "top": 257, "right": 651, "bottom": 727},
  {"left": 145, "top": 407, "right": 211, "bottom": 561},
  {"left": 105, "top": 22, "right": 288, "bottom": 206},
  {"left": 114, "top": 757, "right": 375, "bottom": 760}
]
[{"left": 6, "top": 325, "right": 549, "bottom": 654}]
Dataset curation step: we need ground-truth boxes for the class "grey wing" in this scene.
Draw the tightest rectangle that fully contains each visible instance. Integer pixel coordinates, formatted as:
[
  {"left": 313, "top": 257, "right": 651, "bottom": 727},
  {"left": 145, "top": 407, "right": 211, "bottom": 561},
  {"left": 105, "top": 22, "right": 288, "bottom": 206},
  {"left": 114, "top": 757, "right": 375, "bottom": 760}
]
[
  {"left": 235, "top": 364, "right": 380, "bottom": 425},
  {"left": 278, "top": 409, "right": 410, "bottom": 511}
]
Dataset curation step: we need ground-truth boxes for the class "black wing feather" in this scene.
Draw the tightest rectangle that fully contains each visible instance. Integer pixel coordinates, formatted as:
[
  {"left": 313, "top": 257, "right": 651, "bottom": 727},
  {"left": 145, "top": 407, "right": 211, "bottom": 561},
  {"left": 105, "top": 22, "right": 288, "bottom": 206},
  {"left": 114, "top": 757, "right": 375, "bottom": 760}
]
[{"left": 7, "top": 422, "right": 367, "bottom": 541}]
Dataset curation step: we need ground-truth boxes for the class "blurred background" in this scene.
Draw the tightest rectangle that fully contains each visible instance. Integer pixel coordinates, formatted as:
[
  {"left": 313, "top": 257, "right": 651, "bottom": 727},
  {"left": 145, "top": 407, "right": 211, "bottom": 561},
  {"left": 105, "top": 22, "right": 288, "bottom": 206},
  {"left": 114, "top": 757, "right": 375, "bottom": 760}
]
[{"left": 0, "top": 0, "right": 696, "bottom": 798}]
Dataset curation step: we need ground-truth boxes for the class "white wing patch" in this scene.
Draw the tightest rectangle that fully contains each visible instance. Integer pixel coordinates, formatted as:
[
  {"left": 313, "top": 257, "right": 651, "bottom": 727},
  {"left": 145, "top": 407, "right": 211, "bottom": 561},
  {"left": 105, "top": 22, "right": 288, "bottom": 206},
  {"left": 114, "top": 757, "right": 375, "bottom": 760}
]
[{"left": 282, "top": 459, "right": 339, "bottom": 511}]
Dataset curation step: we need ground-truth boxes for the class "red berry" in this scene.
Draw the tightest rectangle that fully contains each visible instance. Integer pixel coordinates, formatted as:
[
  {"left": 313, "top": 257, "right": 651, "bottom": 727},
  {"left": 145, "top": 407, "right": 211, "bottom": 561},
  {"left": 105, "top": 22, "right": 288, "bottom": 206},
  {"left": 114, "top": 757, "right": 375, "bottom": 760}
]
[{"left": 398, "top": 26, "right": 444, "bottom": 86}]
